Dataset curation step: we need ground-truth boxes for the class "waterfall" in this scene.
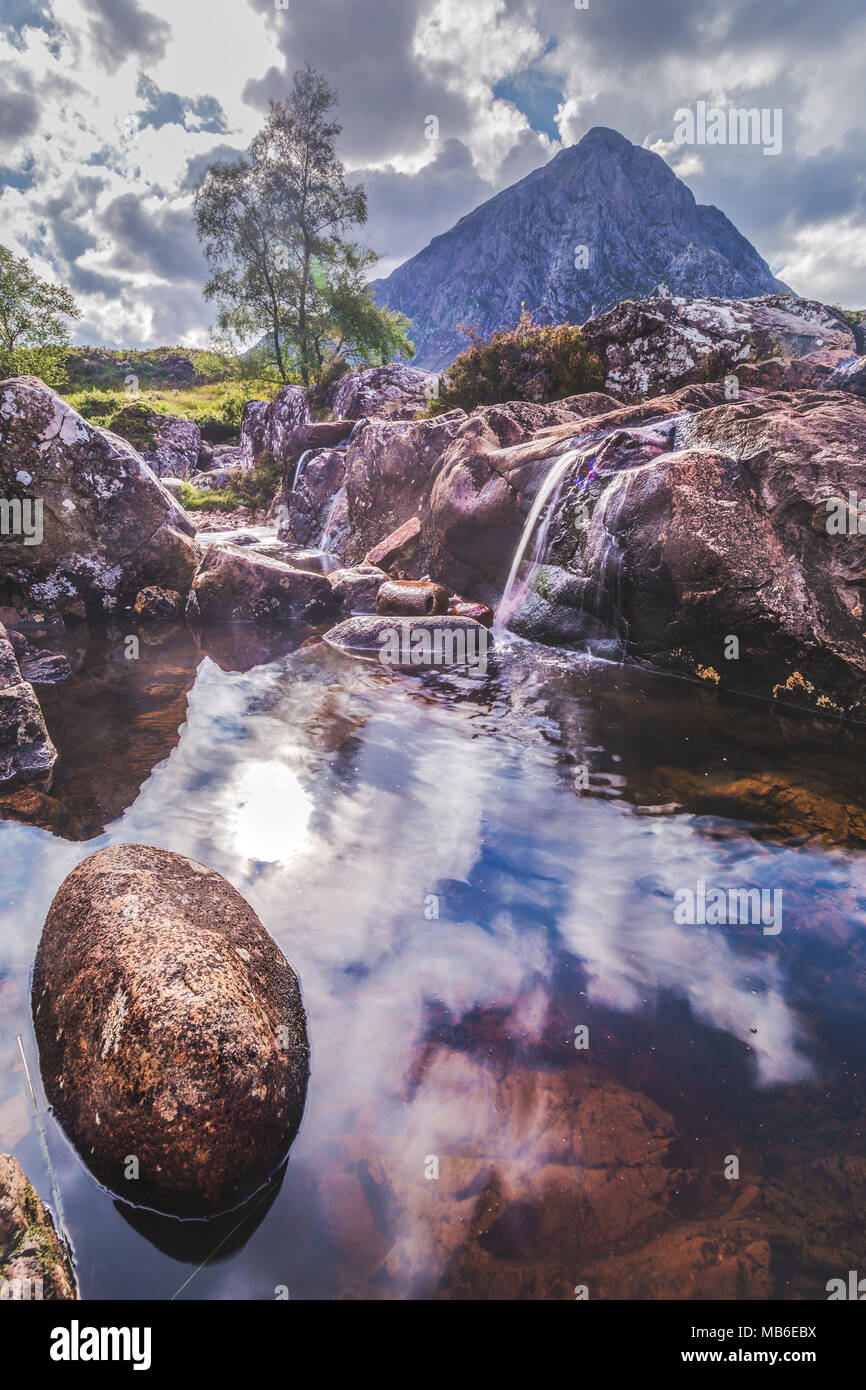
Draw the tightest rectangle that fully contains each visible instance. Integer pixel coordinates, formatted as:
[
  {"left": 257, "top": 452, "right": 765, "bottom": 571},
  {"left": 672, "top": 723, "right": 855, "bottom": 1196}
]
[
  {"left": 319, "top": 478, "right": 348, "bottom": 551},
  {"left": 578, "top": 467, "right": 639, "bottom": 641},
  {"left": 291, "top": 449, "right": 316, "bottom": 494},
  {"left": 497, "top": 444, "right": 595, "bottom": 627}
]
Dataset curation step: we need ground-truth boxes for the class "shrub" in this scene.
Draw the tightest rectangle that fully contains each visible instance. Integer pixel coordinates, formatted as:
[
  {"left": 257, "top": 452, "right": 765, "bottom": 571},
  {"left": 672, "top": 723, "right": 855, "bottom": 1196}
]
[
  {"left": 308, "top": 355, "right": 350, "bottom": 416},
  {"left": 106, "top": 399, "right": 158, "bottom": 449},
  {"left": 427, "top": 308, "right": 604, "bottom": 415}
]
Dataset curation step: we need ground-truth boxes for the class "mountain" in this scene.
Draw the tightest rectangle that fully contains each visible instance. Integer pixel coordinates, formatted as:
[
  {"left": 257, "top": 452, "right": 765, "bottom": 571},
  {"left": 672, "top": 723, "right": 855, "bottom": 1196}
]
[{"left": 370, "top": 127, "right": 789, "bottom": 371}]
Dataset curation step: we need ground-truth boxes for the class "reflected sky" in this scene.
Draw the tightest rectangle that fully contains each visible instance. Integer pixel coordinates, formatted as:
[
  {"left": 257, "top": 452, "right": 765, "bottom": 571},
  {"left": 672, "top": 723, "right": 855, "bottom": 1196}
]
[{"left": 1, "top": 629, "right": 865, "bottom": 1298}]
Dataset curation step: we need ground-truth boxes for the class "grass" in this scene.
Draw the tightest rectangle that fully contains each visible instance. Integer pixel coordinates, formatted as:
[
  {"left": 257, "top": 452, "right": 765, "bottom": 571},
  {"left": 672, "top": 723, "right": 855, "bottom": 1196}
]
[{"left": 63, "top": 379, "right": 282, "bottom": 443}]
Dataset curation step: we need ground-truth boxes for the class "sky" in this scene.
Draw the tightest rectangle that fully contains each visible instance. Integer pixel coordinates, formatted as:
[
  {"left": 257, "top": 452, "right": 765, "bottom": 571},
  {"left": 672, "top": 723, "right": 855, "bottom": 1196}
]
[{"left": 1, "top": 0, "right": 864, "bottom": 348}]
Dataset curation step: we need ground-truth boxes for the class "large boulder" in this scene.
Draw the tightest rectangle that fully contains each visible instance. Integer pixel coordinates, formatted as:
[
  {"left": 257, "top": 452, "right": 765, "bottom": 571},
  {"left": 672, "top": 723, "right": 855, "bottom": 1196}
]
[
  {"left": 509, "top": 389, "right": 866, "bottom": 720},
  {"left": 324, "top": 614, "right": 492, "bottom": 669},
  {"left": 240, "top": 385, "right": 311, "bottom": 468},
  {"left": 0, "top": 378, "right": 200, "bottom": 618},
  {"left": 328, "top": 364, "right": 436, "bottom": 421},
  {"left": 581, "top": 293, "right": 860, "bottom": 402},
  {"left": 187, "top": 542, "right": 337, "bottom": 624},
  {"left": 0, "top": 1152, "right": 76, "bottom": 1299},
  {"left": 32, "top": 845, "right": 310, "bottom": 1217},
  {"left": 0, "top": 620, "right": 56, "bottom": 785}
]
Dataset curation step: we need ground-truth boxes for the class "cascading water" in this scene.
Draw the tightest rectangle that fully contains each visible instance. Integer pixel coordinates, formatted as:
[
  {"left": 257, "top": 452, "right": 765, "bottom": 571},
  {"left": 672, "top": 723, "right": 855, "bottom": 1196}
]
[
  {"left": 497, "top": 444, "right": 596, "bottom": 628},
  {"left": 291, "top": 449, "right": 316, "bottom": 494}
]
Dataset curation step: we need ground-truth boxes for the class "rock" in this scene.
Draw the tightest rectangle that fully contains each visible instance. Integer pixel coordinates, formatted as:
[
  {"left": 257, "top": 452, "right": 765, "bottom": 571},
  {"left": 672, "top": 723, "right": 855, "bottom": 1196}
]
[
  {"left": 197, "top": 439, "right": 214, "bottom": 471},
  {"left": 0, "top": 378, "right": 200, "bottom": 618},
  {"left": 159, "top": 476, "right": 185, "bottom": 499},
  {"left": 240, "top": 385, "right": 311, "bottom": 468},
  {"left": 31, "top": 844, "right": 310, "bottom": 1217},
  {"left": 190, "top": 467, "right": 232, "bottom": 491},
  {"left": 377, "top": 579, "right": 450, "bottom": 616},
  {"left": 133, "top": 586, "right": 185, "bottom": 622},
  {"left": 371, "top": 126, "right": 786, "bottom": 370},
  {"left": 364, "top": 517, "right": 423, "bottom": 569},
  {"left": 324, "top": 614, "right": 492, "bottom": 668},
  {"left": 18, "top": 649, "right": 71, "bottom": 685},
  {"left": 0, "top": 1152, "right": 76, "bottom": 1299},
  {"left": 0, "top": 621, "right": 56, "bottom": 785},
  {"left": 187, "top": 543, "right": 337, "bottom": 624},
  {"left": 109, "top": 403, "right": 202, "bottom": 479},
  {"left": 279, "top": 448, "right": 347, "bottom": 548},
  {"left": 580, "top": 293, "right": 858, "bottom": 402},
  {"left": 328, "top": 364, "right": 436, "bottom": 421},
  {"left": 326, "top": 565, "right": 388, "bottom": 614},
  {"left": 448, "top": 601, "right": 494, "bottom": 627}
]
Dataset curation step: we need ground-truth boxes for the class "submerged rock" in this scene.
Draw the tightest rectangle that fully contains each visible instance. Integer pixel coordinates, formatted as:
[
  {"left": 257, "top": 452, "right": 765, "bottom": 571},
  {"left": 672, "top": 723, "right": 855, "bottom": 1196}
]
[
  {"left": 376, "top": 579, "right": 450, "bottom": 617},
  {"left": 32, "top": 844, "right": 310, "bottom": 1217},
  {"left": 324, "top": 614, "right": 491, "bottom": 668},
  {"left": 0, "top": 621, "right": 56, "bottom": 785},
  {"left": 0, "top": 1151, "right": 76, "bottom": 1300},
  {"left": 18, "top": 649, "right": 71, "bottom": 686},
  {"left": 187, "top": 543, "right": 337, "bottom": 625},
  {"left": 0, "top": 377, "right": 199, "bottom": 618}
]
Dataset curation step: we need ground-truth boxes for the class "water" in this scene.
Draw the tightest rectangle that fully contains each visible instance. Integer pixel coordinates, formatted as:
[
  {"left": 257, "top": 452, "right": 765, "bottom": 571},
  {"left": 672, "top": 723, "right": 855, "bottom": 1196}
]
[
  {"left": 497, "top": 445, "right": 594, "bottom": 625},
  {"left": 2, "top": 624, "right": 866, "bottom": 1299}
]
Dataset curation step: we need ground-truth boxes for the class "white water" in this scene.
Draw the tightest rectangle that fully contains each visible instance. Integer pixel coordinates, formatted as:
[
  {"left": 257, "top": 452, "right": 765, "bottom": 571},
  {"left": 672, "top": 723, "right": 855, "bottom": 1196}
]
[
  {"left": 319, "top": 478, "right": 348, "bottom": 551},
  {"left": 497, "top": 445, "right": 594, "bottom": 627}
]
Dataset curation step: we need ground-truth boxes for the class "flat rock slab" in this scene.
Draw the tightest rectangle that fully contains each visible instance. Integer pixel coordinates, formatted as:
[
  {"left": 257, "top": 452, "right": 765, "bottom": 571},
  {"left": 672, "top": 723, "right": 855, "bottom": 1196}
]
[
  {"left": 324, "top": 614, "right": 492, "bottom": 670},
  {"left": 187, "top": 542, "right": 337, "bottom": 625},
  {"left": 32, "top": 844, "right": 310, "bottom": 1218}
]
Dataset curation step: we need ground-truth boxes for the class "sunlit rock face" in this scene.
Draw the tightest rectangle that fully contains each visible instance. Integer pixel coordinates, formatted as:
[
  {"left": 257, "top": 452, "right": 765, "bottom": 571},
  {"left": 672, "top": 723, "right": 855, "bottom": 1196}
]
[
  {"left": 0, "top": 377, "right": 199, "bottom": 619},
  {"left": 32, "top": 844, "right": 310, "bottom": 1218},
  {"left": 240, "top": 385, "right": 311, "bottom": 469},
  {"left": 579, "top": 293, "right": 862, "bottom": 402},
  {"left": 326, "top": 364, "right": 435, "bottom": 421},
  {"left": 371, "top": 127, "right": 786, "bottom": 371}
]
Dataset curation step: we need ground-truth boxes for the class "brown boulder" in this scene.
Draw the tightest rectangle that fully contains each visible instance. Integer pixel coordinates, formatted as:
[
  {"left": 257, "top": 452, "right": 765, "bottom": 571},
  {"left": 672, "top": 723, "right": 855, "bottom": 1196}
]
[
  {"left": 376, "top": 579, "right": 450, "bottom": 616},
  {"left": 32, "top": 844, "right": 310, "bottom": 1217},
  {"left": 187, "top": 543, "right": 337, "bottom": 624},
  {"left": 133, "top": 586, "right": 184, "bottom": 621}
]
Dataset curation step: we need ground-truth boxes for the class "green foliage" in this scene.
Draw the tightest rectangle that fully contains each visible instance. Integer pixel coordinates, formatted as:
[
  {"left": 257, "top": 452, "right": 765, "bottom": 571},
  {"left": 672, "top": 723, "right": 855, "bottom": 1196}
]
[
  {"left": 64, "top": 346, "right": 230, "bottom": 393},
  {"left": 426, "top": 308, "right": 604, "bottom": 415},
  {"left": 179, "top": 451, "right": 282, "bottom": 514},
  {"left": 833, "top": 304, "right": 866, "bottom": 353},
  {"left": 194, "top": 65, "right": 408, "bottom": 385},
  {"left": 106, "top": 399, "right": 159, "bottom": 449},
  {"left": 0, "top": 246, "right": 80, "bottom": 387}
]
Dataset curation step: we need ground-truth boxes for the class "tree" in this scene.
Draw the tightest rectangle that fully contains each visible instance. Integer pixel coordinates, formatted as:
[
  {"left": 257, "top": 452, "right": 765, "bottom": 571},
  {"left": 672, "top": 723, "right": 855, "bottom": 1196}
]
[
  {"left": 194, "top": 65, "right": 412, "bottom": 385},
  {"left": 0, "top": 246, "right": 80, "bottom": 386}
]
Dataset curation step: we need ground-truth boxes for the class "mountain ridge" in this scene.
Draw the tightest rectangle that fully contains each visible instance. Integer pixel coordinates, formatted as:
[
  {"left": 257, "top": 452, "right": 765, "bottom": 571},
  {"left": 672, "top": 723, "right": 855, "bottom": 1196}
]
[{"left": 371, "top": 126, "right": 789, "bottom": 371}]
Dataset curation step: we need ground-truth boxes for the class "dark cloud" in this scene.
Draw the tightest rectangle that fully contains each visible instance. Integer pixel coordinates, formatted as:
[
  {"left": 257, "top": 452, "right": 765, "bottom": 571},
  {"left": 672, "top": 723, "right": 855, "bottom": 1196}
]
[
  {"left": 180, "top": 144, "right": 248, "bottom": 194},
  {"left": 354, "top": 140, "right": 493, "bottom": 268},
  {"left": 102, "top": 193, "right": 207, "bottom": 282},
  {"left": 242, "top": 0, "right": 470, "bottom": 164},
  {"left": 0, "top": 66, "right": 39, "bottom": 141},
  {"left": 80, "top": 0, "right": 171, "bottom": 73},
  {"left": 134, "top": 75, "right": 229, "bottom": 136}
]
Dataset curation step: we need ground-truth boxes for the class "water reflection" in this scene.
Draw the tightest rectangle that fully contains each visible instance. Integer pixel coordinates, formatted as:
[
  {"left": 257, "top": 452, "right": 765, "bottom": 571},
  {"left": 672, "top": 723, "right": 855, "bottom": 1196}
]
[{"left": 1, "top": 625, "right": 866, "bottom": 1298}]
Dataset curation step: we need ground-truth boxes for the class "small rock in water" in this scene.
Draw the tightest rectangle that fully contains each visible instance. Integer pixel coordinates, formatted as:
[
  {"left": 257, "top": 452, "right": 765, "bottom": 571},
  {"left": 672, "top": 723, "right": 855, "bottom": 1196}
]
[
  {"left": 324, "top": 614, "right": 492, "bottom": 669},
  {"left": 376, "top": 579, "right": 450, "bottom": 617},
  {"left": 327, "top": 565, "right": 388, "bottom": 614},
  {"left": 133, "top": 586, "right": 185, "bottom": 622},
  {"left": 0, "top": 1151, "right": 77, "bottom": 1299},
  {"left": 186, "top": 543, "right": 337, "bottom": 625},
  {"left": 32, "top": 844, "right": 310, "bottom": 1217},
  {"left": 19, "top": 649, "right": 71, "bottom": 685}
]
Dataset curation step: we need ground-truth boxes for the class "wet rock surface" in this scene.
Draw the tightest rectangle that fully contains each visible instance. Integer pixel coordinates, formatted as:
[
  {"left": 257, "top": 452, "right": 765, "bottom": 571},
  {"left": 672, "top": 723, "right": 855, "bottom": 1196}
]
[
  {"left": 32, "top": 844, "right": 310, "bottom": 1217},
  {"left": 0, "top": 620, "right": 56, "bottom": 785},
  {"left": 0, "top": 1151, "right": 76, "bottom": 1299}
]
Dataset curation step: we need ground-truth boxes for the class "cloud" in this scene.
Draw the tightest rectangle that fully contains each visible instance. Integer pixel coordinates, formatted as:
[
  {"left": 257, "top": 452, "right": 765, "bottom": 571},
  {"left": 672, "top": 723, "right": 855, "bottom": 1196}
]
[
  {"left": 79, "top": 0, "right": 171, "bottom": 72},
  {"left": 0, "top": 63, "right": 40, "bottom": 140}
]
